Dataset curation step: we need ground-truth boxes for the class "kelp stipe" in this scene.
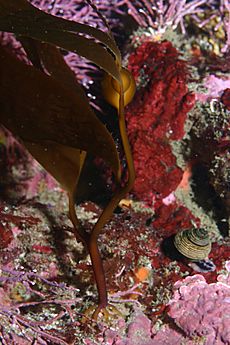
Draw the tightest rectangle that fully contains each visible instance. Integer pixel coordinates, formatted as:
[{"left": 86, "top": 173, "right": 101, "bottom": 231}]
[{"left": 0, "top": 0, "right": 136, "bottom": 319}]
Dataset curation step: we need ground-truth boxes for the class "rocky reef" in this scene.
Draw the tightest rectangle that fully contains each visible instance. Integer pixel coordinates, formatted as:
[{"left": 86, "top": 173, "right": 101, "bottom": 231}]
[{"left": 0, "top": 0, "right": 229, "bottom": 344}]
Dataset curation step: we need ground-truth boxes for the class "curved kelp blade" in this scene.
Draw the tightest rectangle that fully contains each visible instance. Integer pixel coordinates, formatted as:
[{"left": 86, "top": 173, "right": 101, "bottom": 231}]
[
  {"left": 0, "top": 46, "right": 120, "bottom": 180},
  {"left": 20, "top": 39, "right": 88, "bottom": 104},
  {"left": 19, "top": 41, "right": 87, "bottom": 193},
  {"left": 0, "top": 0, "right": 121, "bottom": 81},
  {"left": 25, "top": 142, "right": 86, "bottom": 194},
  {"left": 0, "top": 0, "right": 120, "bottom": 57}
]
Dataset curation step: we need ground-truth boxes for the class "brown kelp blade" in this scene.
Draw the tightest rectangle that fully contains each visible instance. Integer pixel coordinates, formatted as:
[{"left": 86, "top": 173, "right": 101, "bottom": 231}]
[
  {"left": 19, "top": 41, "right": 87, "bottom": 193},
  {"left": 0, "top": 45, "right": 120, "bottom": 180},
  {"left": 0, "top": 0, "right": 121, "bottom": 81},
  {"left": 25, "top": 142, "right": 86, "bottom": 194},
  {"left": 0, "top": 0, "right": 120, "bottom": 56},
  {"left": 28, "top": 41, "right": 90, "bottom": 101}
]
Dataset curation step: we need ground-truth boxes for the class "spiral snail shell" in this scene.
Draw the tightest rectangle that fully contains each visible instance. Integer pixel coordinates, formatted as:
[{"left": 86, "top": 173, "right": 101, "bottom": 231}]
[
  {"left": 174, "top": 228, "right": 211, "bottom": 261},
  {"left": 102, "top": 67, "right": 136, "bottom": 109}
]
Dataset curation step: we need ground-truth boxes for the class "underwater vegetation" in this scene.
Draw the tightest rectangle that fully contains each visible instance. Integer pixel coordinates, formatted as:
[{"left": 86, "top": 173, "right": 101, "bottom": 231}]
[
  {"left": 0, "top": 0, "right": 230, "bottom": 344},
  {"left": 168, "top": 264, "right": 230, "bottom": 345},
  {"left": 126, "top": 39, "right": 195, "bottom": 205},
  {"left": 0, "top": 0, "right": 137, "bottom": 323},
  {"left": 77, "top": 261, "right": 230, "bottom": 344}
]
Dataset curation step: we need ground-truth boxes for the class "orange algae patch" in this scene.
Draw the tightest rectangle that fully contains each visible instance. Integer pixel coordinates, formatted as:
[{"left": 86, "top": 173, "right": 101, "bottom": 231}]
[
  {"left": 177, "top": 163, "right": 192, "bottom": 191},
  {"left": 134, "top": 266, "right": 151, "bottom": 283}
]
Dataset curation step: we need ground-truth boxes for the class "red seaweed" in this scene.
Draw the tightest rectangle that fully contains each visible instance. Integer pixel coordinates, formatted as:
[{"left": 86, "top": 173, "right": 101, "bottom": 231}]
[{"left": 126, "top": 40, "right": 195, "bottom": 204}]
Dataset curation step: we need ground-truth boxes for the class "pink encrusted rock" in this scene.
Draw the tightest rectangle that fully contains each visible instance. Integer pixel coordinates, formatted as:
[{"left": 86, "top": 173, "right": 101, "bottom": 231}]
[
  {"left": 151, "top": 325, "right": 194, "bottom": 345},
  {"left": 168, "top": 270, "right": 230, "bottom": 345},
  {"left": 104, "top": 309, "right": 153, "bottom": 345},
  {"left": 126, "top": 310, "right": 153, "bottom": 345},
  {"left": 84, "top": 309, "right": 153, "bottom": 345},
  {"left": 204, "top": 75, "right": 230, "bottom": 98}
]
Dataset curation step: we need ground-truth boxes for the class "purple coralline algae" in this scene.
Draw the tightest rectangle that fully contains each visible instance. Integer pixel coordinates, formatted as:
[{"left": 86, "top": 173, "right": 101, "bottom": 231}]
[
  {"left": 119, "top": 0, "right": 209, "bottom": 33},
  {"left": 168, "top": 261, "right": 230, "bottom": 344}
]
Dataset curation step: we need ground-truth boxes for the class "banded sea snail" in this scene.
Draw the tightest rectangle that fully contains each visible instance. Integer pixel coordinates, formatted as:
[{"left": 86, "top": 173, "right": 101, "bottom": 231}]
[
  {"left": 174, "top": 227, "right": 211, "bottom": 261},
  {"left": 101, "top": 67, "right": 136, "bottom": 109}
]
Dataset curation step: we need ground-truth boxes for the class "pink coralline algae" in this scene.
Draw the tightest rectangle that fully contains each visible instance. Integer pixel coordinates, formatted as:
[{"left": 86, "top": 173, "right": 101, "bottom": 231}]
[
  {"left": 84, "top": 262, "right": 230, "bottom": 345},
  {"left": 152, "top": 327, "right": 194, "bottom": 345},
  {"left": 120, "top": 0, "right": 207, "bottom": 34},
  {"left": 84, "top": 309, "right": 154, "bottom": 345},
  {"left": 201, "top": 75, "right": 230, "bottom": 100},
  {"left": 31, "top": 0, "right": 124, "bottom": 28},
  {"left": 126, "top": 40, "right": 195, "bottom": 204},
  {"left": 125, "top": 310, "right": 153, "bottom": 345},
  {"left": 168, "top": 261, "right": 230, "bottom": 345}
]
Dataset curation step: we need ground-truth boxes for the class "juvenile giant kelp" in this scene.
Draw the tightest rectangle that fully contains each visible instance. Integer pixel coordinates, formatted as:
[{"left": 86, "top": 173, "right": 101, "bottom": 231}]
[{"left": 0, "top": 0, "right": 136, "bottom": 319}]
